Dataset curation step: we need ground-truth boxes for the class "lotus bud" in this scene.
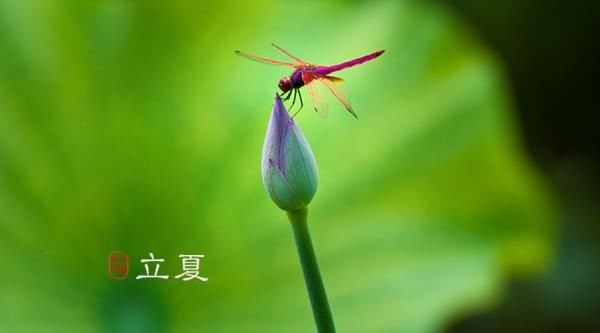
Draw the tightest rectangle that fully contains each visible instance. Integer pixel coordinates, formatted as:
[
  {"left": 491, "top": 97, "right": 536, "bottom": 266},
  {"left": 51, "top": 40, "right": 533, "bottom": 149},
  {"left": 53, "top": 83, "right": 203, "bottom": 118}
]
[{"left": 262, "top": 94, "right": 318, "bottom": 211}]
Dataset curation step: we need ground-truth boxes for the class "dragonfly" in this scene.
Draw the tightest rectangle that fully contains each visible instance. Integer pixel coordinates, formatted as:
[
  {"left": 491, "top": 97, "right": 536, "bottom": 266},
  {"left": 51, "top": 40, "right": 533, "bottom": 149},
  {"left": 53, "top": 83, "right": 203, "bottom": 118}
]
[{"left": 235, "top": 43, "right": 384, "bottom": 118}]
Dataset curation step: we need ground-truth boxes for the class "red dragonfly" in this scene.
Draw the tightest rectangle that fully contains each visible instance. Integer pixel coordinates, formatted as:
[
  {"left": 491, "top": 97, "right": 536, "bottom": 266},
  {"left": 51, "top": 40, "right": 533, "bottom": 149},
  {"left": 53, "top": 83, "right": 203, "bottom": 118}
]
[{"left": 235, "top": 44, "right": 384, "bottom": 118}]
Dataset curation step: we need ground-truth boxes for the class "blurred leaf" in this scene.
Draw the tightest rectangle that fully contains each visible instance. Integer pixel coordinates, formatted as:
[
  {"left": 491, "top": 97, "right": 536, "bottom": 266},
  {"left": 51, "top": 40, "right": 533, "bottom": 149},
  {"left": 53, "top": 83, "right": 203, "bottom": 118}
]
[{"left": 0, "top": 1, "right": 554, "bottom": 333}]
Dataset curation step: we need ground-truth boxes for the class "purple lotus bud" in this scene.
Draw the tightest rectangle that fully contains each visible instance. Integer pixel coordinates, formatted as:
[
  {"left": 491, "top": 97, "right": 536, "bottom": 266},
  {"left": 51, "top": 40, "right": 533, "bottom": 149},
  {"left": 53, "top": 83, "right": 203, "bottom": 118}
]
[{"left": 262, "top": 94, "right": 318, "bottom": 211}]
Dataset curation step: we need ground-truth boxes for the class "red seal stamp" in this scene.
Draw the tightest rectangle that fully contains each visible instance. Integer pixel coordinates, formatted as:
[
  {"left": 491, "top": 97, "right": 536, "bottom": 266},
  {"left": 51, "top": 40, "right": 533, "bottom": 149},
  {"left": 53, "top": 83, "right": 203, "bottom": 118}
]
[{"left": 108, "top": 250, "right": 129, "bottom": 279}]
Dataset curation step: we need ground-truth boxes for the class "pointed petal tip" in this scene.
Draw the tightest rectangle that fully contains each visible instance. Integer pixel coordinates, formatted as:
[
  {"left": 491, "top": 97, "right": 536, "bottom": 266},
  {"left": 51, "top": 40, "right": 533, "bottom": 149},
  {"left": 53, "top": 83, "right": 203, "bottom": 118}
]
[{"left": 273, "top": 93, "right": 291, "bottom": 120}]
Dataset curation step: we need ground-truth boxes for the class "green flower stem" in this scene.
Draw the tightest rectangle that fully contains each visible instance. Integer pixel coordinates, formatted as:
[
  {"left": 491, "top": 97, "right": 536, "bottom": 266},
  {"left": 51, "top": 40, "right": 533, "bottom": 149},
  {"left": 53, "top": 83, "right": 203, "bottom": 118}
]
[{"left": 287, "top": 208, "right": 336, "bottom": 333}]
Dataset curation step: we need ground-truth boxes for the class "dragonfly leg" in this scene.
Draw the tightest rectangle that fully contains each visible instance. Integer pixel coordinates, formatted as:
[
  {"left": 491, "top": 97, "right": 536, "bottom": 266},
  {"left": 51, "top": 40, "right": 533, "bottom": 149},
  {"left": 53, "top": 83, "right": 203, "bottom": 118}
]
[
  {"left": 291, "top": 89, "right": 304, "bottom": 118},
  {"left": 281, "top": 90, "right": 292, "bottom": 101},
  {"left": 286, "top": 89, "right": 297, "bottom": 115},
  {"left": 290, "top": 88, "right": 298, "bottom": 109}
]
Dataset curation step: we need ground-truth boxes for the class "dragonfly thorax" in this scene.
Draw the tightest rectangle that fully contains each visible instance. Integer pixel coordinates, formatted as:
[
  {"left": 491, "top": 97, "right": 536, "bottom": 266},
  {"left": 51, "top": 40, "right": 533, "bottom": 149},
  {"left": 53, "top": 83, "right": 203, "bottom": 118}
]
[{"left": 278, "top": 77, "right": 294, "bottom": 92}]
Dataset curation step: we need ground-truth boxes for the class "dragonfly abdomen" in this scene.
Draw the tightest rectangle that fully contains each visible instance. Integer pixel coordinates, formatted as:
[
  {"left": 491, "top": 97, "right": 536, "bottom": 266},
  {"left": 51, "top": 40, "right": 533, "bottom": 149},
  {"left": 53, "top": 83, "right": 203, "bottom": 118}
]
[{"left": 317, "top": 50, "right": 385, "bottom": 76}]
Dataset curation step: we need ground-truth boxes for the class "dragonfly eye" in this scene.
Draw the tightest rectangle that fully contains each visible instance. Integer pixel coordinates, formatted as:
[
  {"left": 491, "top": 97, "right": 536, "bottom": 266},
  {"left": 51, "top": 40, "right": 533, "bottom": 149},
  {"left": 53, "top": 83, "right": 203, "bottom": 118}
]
[{"left": 278, "top": 77, "right": 293, "bottom": 92}]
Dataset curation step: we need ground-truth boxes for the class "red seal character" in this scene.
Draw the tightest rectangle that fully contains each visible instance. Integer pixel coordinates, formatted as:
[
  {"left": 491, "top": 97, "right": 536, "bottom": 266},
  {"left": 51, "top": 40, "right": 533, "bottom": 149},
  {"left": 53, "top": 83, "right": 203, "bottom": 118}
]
[{"left": 108, "top": 250, "right": 129, "bottom": 279}]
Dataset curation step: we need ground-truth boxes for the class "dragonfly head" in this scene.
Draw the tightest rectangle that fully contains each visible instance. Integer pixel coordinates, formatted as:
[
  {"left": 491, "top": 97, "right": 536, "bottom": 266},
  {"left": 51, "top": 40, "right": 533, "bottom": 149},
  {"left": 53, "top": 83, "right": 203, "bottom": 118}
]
[{"left": 278, "top": 77, "right": 293, "bottom": 92}]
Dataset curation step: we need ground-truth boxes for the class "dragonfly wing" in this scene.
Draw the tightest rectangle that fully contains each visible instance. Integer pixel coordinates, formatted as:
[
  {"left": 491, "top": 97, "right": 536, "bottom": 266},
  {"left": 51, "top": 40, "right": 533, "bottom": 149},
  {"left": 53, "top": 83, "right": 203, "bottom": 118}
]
[
  {"left": 235, "top": 50, "right": 297, "bottom": 67},
  {"left": 271, "top": 43, "right": 311, "bottom": 65},
  {"left": 302, "top": 72, "right": 329, "bottom": 118},
  {"left": 317, "top": 75, "right": 357, "bottom": 118}
]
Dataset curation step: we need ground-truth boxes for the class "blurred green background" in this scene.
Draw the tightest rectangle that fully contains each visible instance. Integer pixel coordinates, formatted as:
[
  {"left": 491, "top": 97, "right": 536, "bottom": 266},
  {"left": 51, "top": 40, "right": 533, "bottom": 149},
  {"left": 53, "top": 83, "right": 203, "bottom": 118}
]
[{"left": 0, "top": 0, "right": 566, "bottom": 332}]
